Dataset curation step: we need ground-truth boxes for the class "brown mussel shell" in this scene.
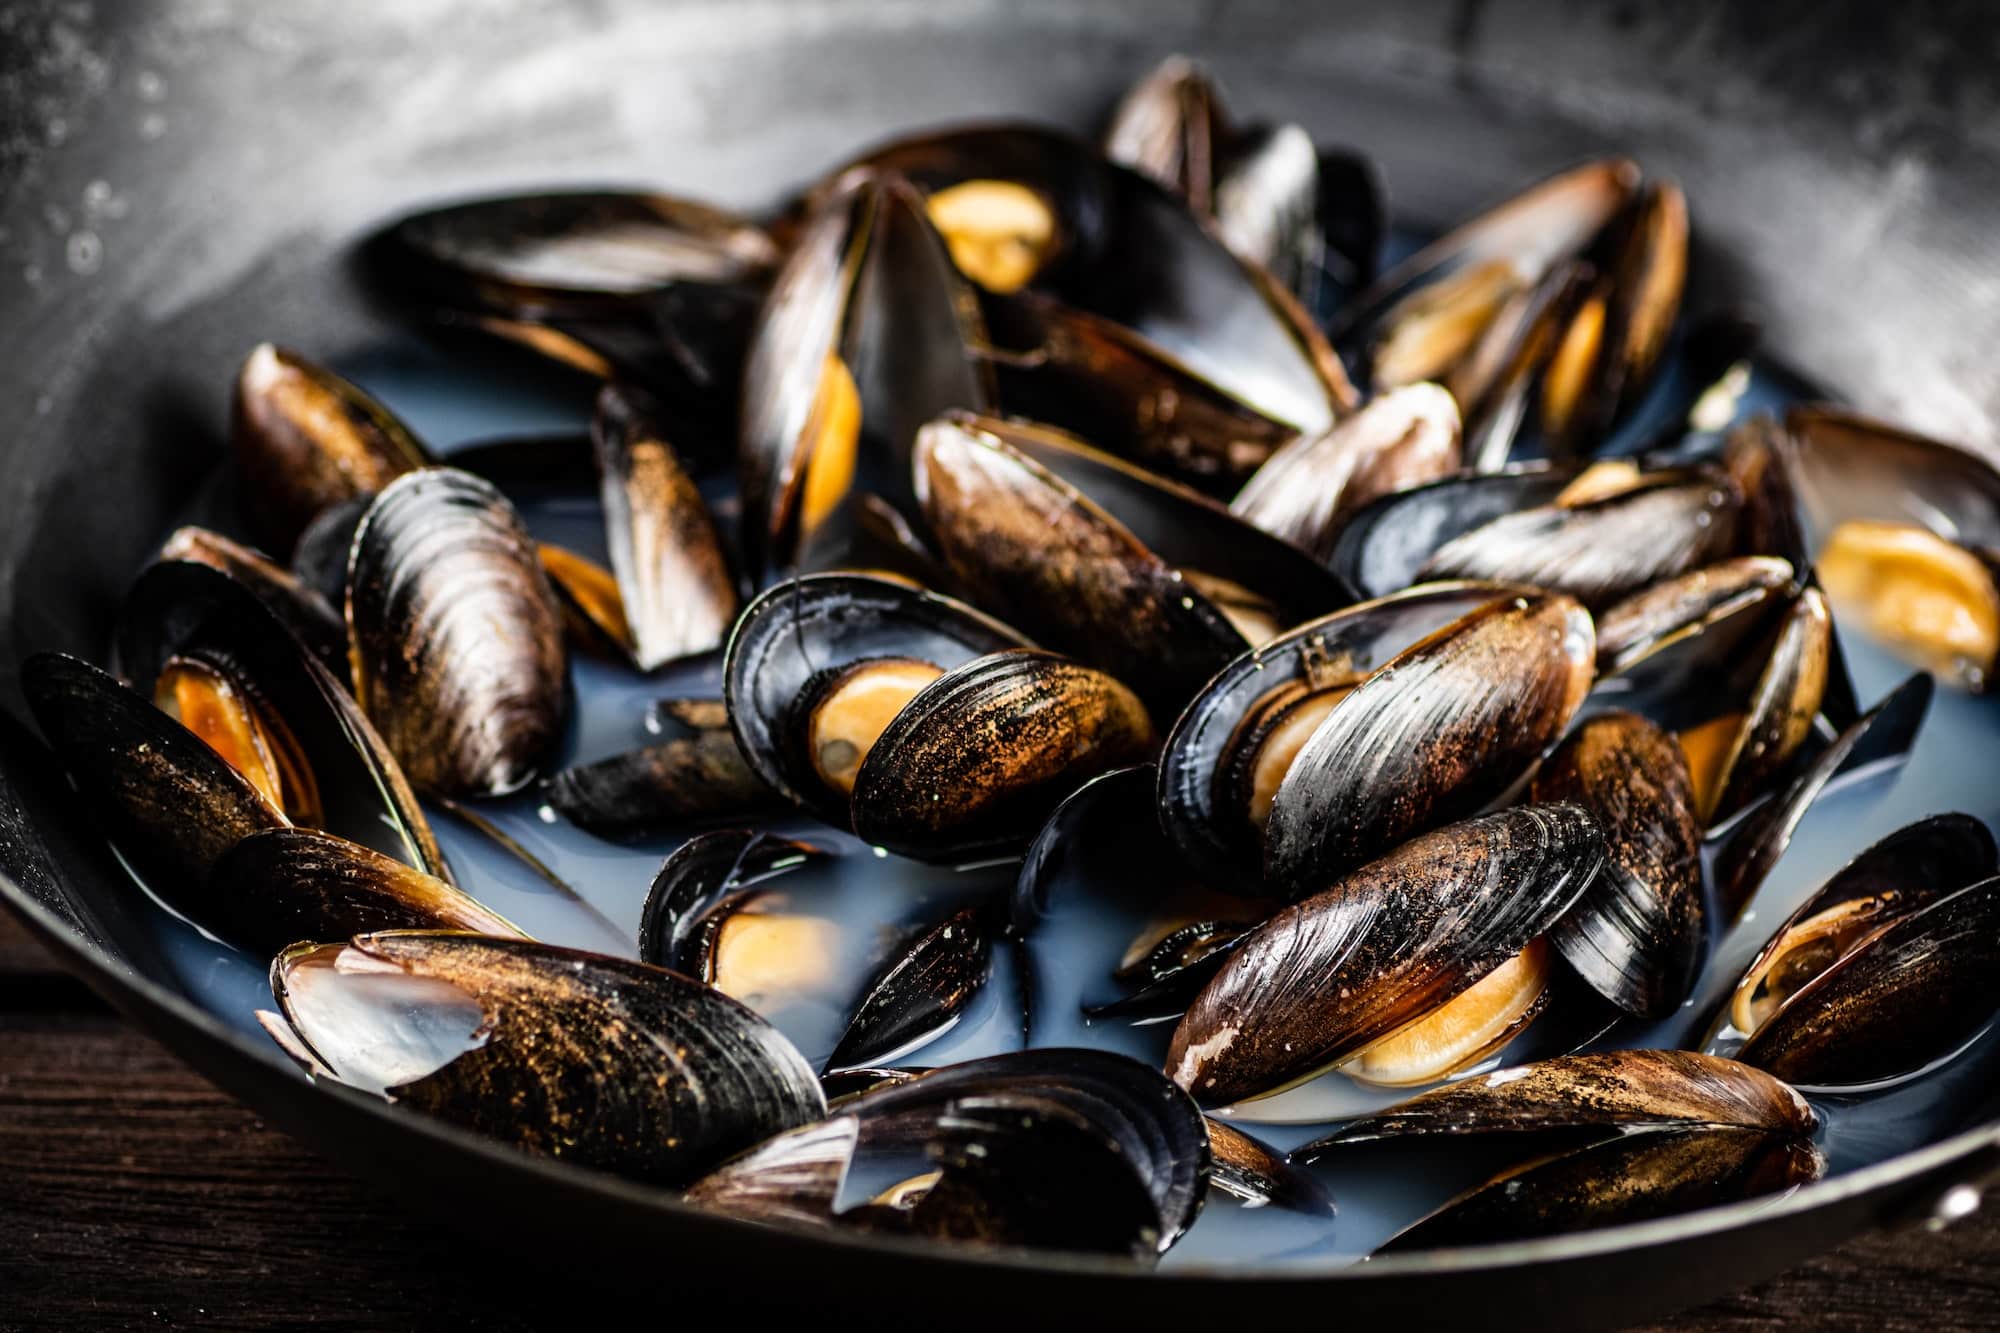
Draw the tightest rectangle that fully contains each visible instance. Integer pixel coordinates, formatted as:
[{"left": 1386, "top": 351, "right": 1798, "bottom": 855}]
[
  {"left": 267, "top": 932, "right": 825, "bottom": 1187},
  {"left": 1103, "top": 56, "right": 1228, "bottom": 212},
  {"left": 232, "top": 344, "right": 431, "bottom": 556},
  {"left": 1593, "top": 556, "right": 1795, "bottom": 675},
  {"left": 1168, "top": 803, "right": 1605, "bottom": 1106},
  {"left": 850, "top": 649, "right": 1154, "bottom": 862},
  {"left": 209, "top": 827, "right": 519, "bottom": 955},
  {"left": 1205, "top": 1117, "right": 1337, "bottom": 1216},
  {"left": 723, "top": 572, "right": 1032, "bottom": 828},
  {"left": 1262, "top": 593, "right": 1595, "bottom": 895},
  {"left": 1785, "top": 405, "right": 2000, "bottom": 554},
  {"left": 1157, "top": 582, "right": 1522, "bottom": 894},
  {"left": 1328, "top": 464, "right": 1578, "bottom": 601},
  {"left": 157, "top": 526, "right": 349, "bottom": 679},
  {"left": 346, "top": 468, "right": 568, "bottom": 797},
  {"left": 1529, "top": 712, "right": 1704, "bottom": 1018},
  {"left": 545, "top": 730, "right": 779, "bottom": 838}
]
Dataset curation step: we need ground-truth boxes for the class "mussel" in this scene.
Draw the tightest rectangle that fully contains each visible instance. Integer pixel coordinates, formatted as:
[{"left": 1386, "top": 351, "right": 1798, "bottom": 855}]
[
  {"left": 825, "top": 904, "right": 994, "bottom": 1071},
  {"left": 636, "top": 828, "right": 838, "bottom": 1007},
  {"left": 156, "top": 526, "right": 348, "bottom": 679},
  {"left": 263, "top": 932, "right": 825, "bottom": 1186},
  {"left": 1167, "top": 804, "right": 1605, "bottom": 1105}
]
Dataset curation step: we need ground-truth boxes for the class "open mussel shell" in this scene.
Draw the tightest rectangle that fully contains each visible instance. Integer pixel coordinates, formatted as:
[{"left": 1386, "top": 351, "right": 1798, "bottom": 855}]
[
  {"left": 292, "top": 496, "right": 372, "bottom": 610},
  {"left": 379, "top": 189, "right": 780, "bottom": 316},
  {"left": 1229, "top": 383, "right": 1464, "bottom": 561},
  {"left": 1529, "top": 712, "right": 1704, "bottom": 1018},
  {"left": 1103, "top": 55, "right": 1228, "bottom": 212},
  {"left": 686, "top": 1048, "right": 1210, "bottom": 1254},
  {"left": 1205, "top": 1117, "right": 1336, "bottom": 1216},
  {"left": 636, "top": 828, "right": 830, "bottom": 975},
  {"left": 1157, "top": 581, "right": 1521, "bottom": 894},
  {"left": 1263, "top": 593, "right": 1596, "bottom": 895},
  {"left": 232, "top": 344, "right": 431, "bottom": 556},
  {"left": 915, "top": 411, "right": 1344, "bottom": 719},
  {"left": 1378, "top": 1124, "right": 1823, "bottom": 1253},
  {"left": 22, "top": 651, "right": 288, "bottom": 912},
  {"left": 346, "top": 468, "right": 568, "bottom": 797},
  {"left": 738, "top": 172, "right": 991, "bottom": 582},
  {"left": 116, "top": 558, "right": 450, "bottom": 879},
  {"left": 723, "top": 572, "right": 1031, "bottom": 828},
  {"left": 1785, "top": 405, "right": 2000, "bottom": 553},
  {"left": 157, "top": 526, "right": 348, "bottom": 679},
  {"left": 1451, "top": 259, "right": 1593, "bottom": 471},
  {"left": 546, "top": 731, "right": 779, "bottom": 839},
  {"left": 851, "top": 649, "right": 1155, "bottom": 862},
  {"left": 1168, "top": 804, "right": 1606, "bottom": 1107},
  {"left": 265, "top": 932, "right": 825, "bottom": 1186},
  {"left": 1415, "top": 466, "right": 1744, "bottom": 609},
  {"left": 1715, "top": 672, "right": 1934, "bottom": 923},
  {"left": 834, "top": 123, "right": 1353, "bottom": 432},
  {"left": 208, "top": 827, "right": 519, "bottom": 956},
  {"left": 1340, "top": 158, "right": 1640, "bottom": 393},
  {"left": 593, "top": 384, "right": 737, "bottom": 669},
  {"left": 1328, "top": 464, "right": 1577, "bottom": 600},
  {"left": 1593, "top": 556, "right": 1795, "bottom": 675},
  {"left": 1299, "top": 1051, "right": 1813, "bottom": 1158},
  {"left": 825, "top": 904, "right": 994, "bottom": 1071}
]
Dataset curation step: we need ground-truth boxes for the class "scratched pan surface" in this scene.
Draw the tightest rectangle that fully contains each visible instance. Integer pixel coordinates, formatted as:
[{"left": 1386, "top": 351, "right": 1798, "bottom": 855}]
[{"left": 3, "top": 3, "right": 2000, "bottom": 1328}]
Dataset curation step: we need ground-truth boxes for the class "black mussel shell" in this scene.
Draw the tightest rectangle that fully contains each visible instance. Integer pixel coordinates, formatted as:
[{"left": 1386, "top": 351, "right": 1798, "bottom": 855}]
[
  {"left": 547, "top": 733, "right": 779, "bottom": 840},
  {"left": 1715, "top": 672, "right": 1934, "bottom": 922},
  {"left": 1785, "top": 405, "right": 2000, "bottom": 552},
  {"left": 851, "top": 649, "right": 1154, "bottom": 862},
  {"left": 1229, "top": 383, "right": 1464, "bottom": 561},
  {"left": 1378, "top": 1125, "right": 1823, "bottom": 1252},
  {"left": 209, "top": 827, "right": 519, "bottom": 955},
  {"left": 1593, "top": 557, "right": 1795, "bottom": 675},
  {"left": 593, "top": 385, "right": 737, "bottom": 669},
  {"left": 738, "top": 173, "right": 991, "bottom": 582},
  {"left": 1158, "top": 581, "right": 1520, "bottom": 894},
  {"left": 157, "top": 527, "right": 348, "bottom": 679},
  {"left": 1206, "top": 1117, "right": 1337, "bottom": 1216},
  {"left": 116, "top": 558, "right": 450, "bottom": 879},
  {"left": 1530, "top": 712, "right": 1704, "bottom": 1018},
  {"left": 232, "top": 344, "right": 431, "bottom": 556},
  {"left": 723, "top": 572, "right": 1031, "bottom": 828},
  {"left": 636, "top": 828, "right": 829, "bottom": 974},
  {"left": 266, "top": 932, "right": 824, "bottom": 1186},
  {"left": 292, "top": 496, "right": 373, "bottom": 610},
  {"left": 1169, "top": 804, "right": 1605, "bottom": 1106},
  {"left": 1328, "top": 465, "right": 1577, "bottom": 601},
  {"left": 347, "top": 468, "right": 568, "bottom": 797},
  {"left": 380, "top": 190, "right": 779, "bottom": 316},
  {"left": 22, "top": 652, "right": 287, "bottom": 910},
  {"left": 821, "top": 1066, "right": 919, "bottom": 1106},
  {"left": 825, "top": 905, "right": 994, "bottom": 1071},
  {"left": 1735, "top": 873, "right": 2000, "bottom": 1089},
  {"left": 1263, "top": 593, "right": 1595, "bottom": 896},
  {"left": 1296, "top": 1051, "right": 1813, "bottom": 1159},
  {"left": 1013, "top": 764, "right": 1189, "bottom": 931}
]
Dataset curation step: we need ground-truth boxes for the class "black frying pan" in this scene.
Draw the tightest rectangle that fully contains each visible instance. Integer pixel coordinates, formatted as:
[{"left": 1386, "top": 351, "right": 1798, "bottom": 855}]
[{"left": 3, "top": 2, "right": 1999, "bottom": 1326}]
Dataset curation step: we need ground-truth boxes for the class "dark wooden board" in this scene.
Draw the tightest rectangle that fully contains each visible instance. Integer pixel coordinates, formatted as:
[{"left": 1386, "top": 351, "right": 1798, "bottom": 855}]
[{"left": 1, "top": 907, "right": 1995, "bottom": 1331}]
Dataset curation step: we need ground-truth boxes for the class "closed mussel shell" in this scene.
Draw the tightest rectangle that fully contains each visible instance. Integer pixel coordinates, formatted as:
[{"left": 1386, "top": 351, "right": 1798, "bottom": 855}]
[
  {"left": 825, "top": 904, "right": 994, "bottom": 1071},
  {"left": 1530, "top": 712, "right": 1704, "bottom": 1018},
  {"left": 346, "top": 468, "right": 568, "bottom": 797},
  {"left": 546, "top": 731, "right": 779, "bottom": 838},
  {"left": 1263, "top": 592, "right": 1595, "bottom": 896},
  {"left": 266, "top": 932, "right": 825, "bottom": 1186},
  {"left": 1168, "top": 804, "right": 1605, "bottom": 1107},
  {"left": 851, "top": 649, "right": 1155, "bottom": 862}
]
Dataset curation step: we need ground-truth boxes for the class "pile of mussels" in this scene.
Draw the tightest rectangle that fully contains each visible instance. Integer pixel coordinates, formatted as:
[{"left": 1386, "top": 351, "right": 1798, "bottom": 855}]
[{"left": 21, "top": 57, "right": 2000, "bottom": 1262}]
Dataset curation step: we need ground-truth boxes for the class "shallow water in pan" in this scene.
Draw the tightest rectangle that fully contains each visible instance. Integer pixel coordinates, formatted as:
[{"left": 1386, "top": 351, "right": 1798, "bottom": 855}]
[{"left": 112, "top": 316, "right": 2000, "bottom": 1269}]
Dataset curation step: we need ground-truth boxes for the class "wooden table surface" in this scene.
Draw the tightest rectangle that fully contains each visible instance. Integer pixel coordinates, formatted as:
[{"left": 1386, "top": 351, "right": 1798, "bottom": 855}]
[{"left": 3, "top": 906, "right": 1997, "bottom": 1331}]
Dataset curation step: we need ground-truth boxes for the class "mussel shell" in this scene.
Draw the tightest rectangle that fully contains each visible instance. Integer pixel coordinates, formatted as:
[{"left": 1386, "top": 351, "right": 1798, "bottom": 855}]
[
  {"left": 1103, "top": 56, "right": 1228, "bottom": 211},
  {"left": 1263, "top": 593, "right": 1595, "bottom": 895},
  {"left": 1785, "top": 405, "right": 2000, "bottom": 552},
  {"left": 1168, "top": 804, "right": 1606, "bottom": 1107},
  {"left": 380, "top": 190, "right": 780, "bottom": 316},
  {"left": 1416, "top": 468, "right": 1744, "bottom": 609},
  {"left": 269, "top": 932, "right": 825, "bottom": 1186},
  {"left": 157, "top": 527, "right": 348, "bottom": 679},
  {"left": 1297, "top": 1051, "right": 1813, "bottom": 1157},
  {"left": 116, "top": 558, "right": 449, "bottom": 879},
  {"left": 1710, "top": 587, "right": 1831, "bottom": 822},
  {"left": 209, "top": 827, "right": 519, "bottom": 955},
  {"left": 850, "top": 649, "right": 1154, "bottom": 862},
  {"left": 1593, "top": 557, "right": 1795, "bottom": 675},
  {"left": 592, "top": 385, "right": 737, "bottom": 669},
  {"left": 1229, "top": 383, "right": 1464, "bottom": 561},
  {"left": 22, "top": 652, "right": 287, "bottom": 908},
  {"left": 1328, "top": 465, "right": 1577, "bottom": 601},
  {"left": 346, "top": 468, "right": 568, "bottom": 797},
  {"left": 1158, "top": 582, "right": 1521, "bottom": 894},
  {"left": 1736, "top": 873, "right": 2000, "bottom": 1089},
  {"left": 546, "top": 734, "right": 779, "bottom": 839},
  {"left": 1715, "top": 672, "right": 1934, "bottom": 922},
  {"left": 232, "top": 344, "right": 430, "bottom": 555},
  {"left": 825, "top": 904, "right": 994, "bottom": 1071},
  {"left": 723, "top": 572, "right": 1031, "bottom": 827},
  {"left": 1453, "top": 259, "right": 1592, "bottom": 471},
  {"left": 1205, "top": 1117, "right": 1337, "bottom": 1216},
  {"left": 1013, "top": 764, "right": 1188, "bottom": 932},
  {"left": 292, "top": 496, "right": 372, "bottom": 609},
  {"left": 1529, "top": 712, "right": 1704, "bottom": 1018},
  {"left": 1378, "top": 1125, "right": 1823, "bottom": 1252},
  {"left": 636, "top": 828, "right": 829, "bottom": 974}
]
